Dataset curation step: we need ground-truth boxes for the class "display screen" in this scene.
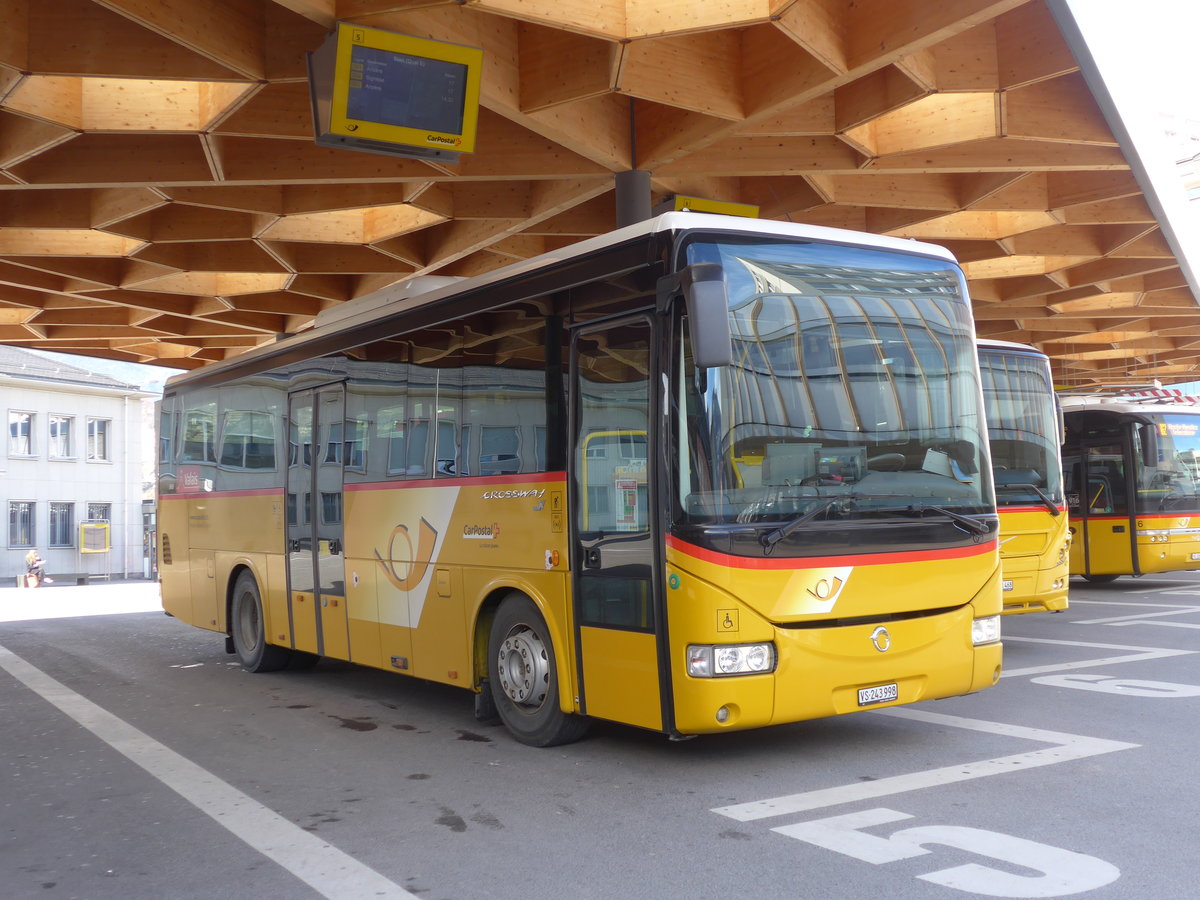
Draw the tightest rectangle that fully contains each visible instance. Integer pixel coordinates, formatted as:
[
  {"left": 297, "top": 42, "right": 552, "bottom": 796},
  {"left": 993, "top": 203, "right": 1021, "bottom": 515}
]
[{"left": 346, "top": 44, "right": 469, "bottom": 135}]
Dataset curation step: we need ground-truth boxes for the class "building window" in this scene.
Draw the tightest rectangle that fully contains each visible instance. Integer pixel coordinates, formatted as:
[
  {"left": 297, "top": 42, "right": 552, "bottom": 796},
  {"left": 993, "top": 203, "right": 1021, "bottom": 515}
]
[
  {"left": 87, "top": 418, "right": 111, "bottom": 461},
  {"left": 49, "top": 502, "right": 74, "bottom": 547},
  {"left": 9, "top": 411, "right": 34, "bottom": 456},
  {"left": 87, "top": 502, "right": 112, "bottom": 522},
  {"left": 49, "top": 415, "right": 74, "bottom": 458},
  {"left": 9, "top": 502, "right": 34, "bottom": 547}
]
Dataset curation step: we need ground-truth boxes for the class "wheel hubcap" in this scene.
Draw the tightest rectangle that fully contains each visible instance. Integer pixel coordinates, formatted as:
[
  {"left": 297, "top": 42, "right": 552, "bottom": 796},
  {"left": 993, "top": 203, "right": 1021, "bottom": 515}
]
[{"left": 496, "top": 625, "right": 549, "bottom": 708}]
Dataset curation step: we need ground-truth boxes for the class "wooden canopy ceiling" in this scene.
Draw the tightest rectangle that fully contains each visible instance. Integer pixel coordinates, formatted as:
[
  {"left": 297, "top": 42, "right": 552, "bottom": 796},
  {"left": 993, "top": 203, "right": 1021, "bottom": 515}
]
[{"left": 0, "top": 0, "right": 1196, "bottom": 386}]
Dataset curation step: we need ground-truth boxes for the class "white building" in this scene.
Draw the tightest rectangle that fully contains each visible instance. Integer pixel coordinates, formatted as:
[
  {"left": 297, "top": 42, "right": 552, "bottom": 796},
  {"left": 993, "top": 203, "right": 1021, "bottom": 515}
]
[{"left": 2, "top": 346, "right": 155, "bottom": 583}]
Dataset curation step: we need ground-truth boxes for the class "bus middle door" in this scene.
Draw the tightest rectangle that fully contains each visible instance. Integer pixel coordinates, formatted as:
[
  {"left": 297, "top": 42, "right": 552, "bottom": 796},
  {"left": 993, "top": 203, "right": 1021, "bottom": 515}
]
[
  {"left": 286, "top": 384, "right": 350, "bottom": 658},
  {"left": 570, "top": 316, "right": 666, "bottom": 732}
]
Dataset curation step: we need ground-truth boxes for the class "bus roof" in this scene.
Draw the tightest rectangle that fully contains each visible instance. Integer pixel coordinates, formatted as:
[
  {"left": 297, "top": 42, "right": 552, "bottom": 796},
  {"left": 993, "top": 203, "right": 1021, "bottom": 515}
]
[
  {"left": 312, "top": 212, "right": 959, "bottom": 332},
  {"left": 976, "top": 338, "right": 1045, "bottom": 355},
  {"left": 1059, "top": 393, "right": 1200, "bottom": 416},
  {"left": 165, "top": 211, "right": 960, "bottom": 393}
]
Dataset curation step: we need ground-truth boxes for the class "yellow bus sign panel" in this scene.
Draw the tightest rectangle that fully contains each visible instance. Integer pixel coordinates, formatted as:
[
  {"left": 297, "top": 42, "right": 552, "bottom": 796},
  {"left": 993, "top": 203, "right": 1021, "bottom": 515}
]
[
  {"left": 665, "top": 195, "right": 760, "bottom": 218},
  {"left": 308, "top": 23, "right": 483, "bottom": 163}
]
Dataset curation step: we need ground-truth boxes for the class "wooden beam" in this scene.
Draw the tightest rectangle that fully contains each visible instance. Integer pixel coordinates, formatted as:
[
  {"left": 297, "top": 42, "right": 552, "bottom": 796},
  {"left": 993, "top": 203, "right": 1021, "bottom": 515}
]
[
  {"left": 619, "top": 30, "right": 743, "bottom": 120},
  {"left": 994, "top": 0, "right": 1078, "bottom": 89},
  {"left": 845, "top": 93, "right": 998, "bottom": 157},
  {"left": 28, "top": 0, "right": 243, "bottom": 79},
  {"left": 656, "top": 135, "right": 863, "bottom": 176},
  {"left": 518, "top": 22, "right": 617, "bottom": 112},
  {"left": 261, "top": 241, "right": 414, "bottom": 274},
  {"left": 472, "top": 0, "right": 625, "bottom": 39},
  {"left": 1002, "top": 72, "right": 1115, "bottom": 145},
  {"left": 0, "top": 110, "right": 75, "bottom": 168},
  {"left": 740, "top": 96, "right": 834, "bottom": 135},
  {"left": 93, "top": 0, "right": 267, "bottom": 79},
  {"left": 741, "top": 24, "right": 841, "bottom": 118},
  {"left": 625, "top": 0, "right": 772, "bottom": 38},
  {"left": 12, "top": 134, "right": 215, "bottom": 185},
  {"left": 925, "top": 20, "right": 998, "bottom": 91},
  {"left": 213, "top": 81, "right": 312, "bottom": 139},
  {"left": 842, "top": 0, "right": 1029, "bottom": 71},
  {"left": 1062, "top": 257, "right": 1178, "bottom": 289},
  {"left": 266, "top": 0, "right": 335, "bottom": 28},
  {"left": 133, "top": 239, "right": 289, "bottom": 273},
  {"left": 869, "top": 137, "right": 1128, "bottom": 172},
  {"left": 834, "top": 65, "right": 927, "bottom": 132}
]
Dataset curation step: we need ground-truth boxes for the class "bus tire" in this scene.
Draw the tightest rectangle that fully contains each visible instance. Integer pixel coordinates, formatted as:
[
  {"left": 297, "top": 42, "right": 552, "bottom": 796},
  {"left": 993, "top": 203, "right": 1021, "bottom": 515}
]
[
  {"left": 1082, "top": 573, "right": 1120, "bottom": 584},
  {"left": 231, "top": 571, "right": 292, "bottom": 673},
  {"left": 488, "top": 593, "right": 589, "bottom": 747}
]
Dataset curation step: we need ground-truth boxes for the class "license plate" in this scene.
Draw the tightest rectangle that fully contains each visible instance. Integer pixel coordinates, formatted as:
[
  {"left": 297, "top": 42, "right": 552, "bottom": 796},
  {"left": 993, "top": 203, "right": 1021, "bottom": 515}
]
[
  {"left": 1002, "top": 579, "right": 1014, "bottom": 591},
  {"left": 858, "top": 683, "right": 898, "bottom": 706},
  {"left": 1191, "top": 553, "right": 1200, "bottom": 561}
]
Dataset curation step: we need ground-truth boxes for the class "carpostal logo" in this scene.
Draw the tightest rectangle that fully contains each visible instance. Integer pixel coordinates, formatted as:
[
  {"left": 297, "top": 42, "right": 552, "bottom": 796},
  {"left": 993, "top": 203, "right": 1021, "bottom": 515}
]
[
  {"left": 464, "top": 523, "right": 500, "bottom": 540},
  {"left": 481, "top": 488, "right": 546, "bottom": 501},
  {"left": 427, "top": 134, "right": 462, "bottom": 146}
]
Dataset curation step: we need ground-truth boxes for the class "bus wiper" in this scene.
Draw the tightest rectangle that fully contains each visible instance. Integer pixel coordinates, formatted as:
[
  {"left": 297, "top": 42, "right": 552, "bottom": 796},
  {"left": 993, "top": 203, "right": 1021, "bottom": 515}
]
[
  {"left": 889, "top": 503, "right": 992, "bottom": 535},
  {"left": 760, "top": 499, "right": 838, "bottom": 553},
  {"left": 999, "top": 483, "right": 1060, "bottom": 516},
  {"left": 759, "top": 492, "right": 909, "bottom": 553}
]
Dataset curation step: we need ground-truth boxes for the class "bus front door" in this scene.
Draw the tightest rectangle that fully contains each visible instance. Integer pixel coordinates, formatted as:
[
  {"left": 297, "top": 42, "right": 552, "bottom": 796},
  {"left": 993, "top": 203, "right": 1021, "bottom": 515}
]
[
  {"left": 570, "top": 316, "right": 666, "bottom": 731},
  {"left": 1069, "top": 439, "right": 1137, "bottom": 576},
  {"left": 286, "top": 384, "right": 349, "bottom": 658}
]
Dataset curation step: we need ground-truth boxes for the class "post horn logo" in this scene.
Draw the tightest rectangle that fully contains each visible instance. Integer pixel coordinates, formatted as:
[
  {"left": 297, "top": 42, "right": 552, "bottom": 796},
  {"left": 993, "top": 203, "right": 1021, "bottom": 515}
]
[{"left": 374, "top": 518, "right": 438, "bottom": 590}]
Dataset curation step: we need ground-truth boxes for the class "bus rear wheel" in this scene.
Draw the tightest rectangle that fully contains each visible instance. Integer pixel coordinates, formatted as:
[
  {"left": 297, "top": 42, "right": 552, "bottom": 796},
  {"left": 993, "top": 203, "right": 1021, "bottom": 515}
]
[
  {"left": 231, "top": 571, "right": 292, "bottom": 673},
  {"left": 489, "top": 594, "right": 589, "bottom": 747},
  {"left": 1082, "top": 573, "right": 1120, "bottom": 584}
]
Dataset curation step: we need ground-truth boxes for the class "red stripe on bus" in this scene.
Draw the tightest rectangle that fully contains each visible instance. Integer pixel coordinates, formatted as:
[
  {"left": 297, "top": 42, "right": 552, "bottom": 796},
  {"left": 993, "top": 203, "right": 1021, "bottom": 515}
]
[
  {"left": 160, "top": 488, "right": 282, "bottom": 500},
  {"left": 344, "top": 471, "right": 566, "bottom": 491},
  {"left": 666, "top": 534, "right": 997, "bottom": 570},
  {"left": 1077, "top": 512, "right": 1198, "bottom": 521}
]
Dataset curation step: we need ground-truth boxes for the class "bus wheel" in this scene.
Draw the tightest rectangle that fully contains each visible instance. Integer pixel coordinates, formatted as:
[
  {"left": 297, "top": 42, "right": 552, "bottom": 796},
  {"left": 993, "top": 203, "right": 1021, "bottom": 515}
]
[
  {"left": 231, "top": 572, "right": 292, "bottom": 673},
  {"left": 489, "top": 594, "right": 589, "bottom": 747},
  {"left": 1082, "top": 574, "right": 1120, "bottom": 584}
]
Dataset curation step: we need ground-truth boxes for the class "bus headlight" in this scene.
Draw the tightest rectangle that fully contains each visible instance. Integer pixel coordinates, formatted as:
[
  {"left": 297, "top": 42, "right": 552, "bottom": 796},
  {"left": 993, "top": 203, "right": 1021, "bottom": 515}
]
[
  {"left": 972, "top": 615, "right": 1001, "bottom": 646},
  {"left": 687, "top": 642, "right": 776, "bottom": 677}
]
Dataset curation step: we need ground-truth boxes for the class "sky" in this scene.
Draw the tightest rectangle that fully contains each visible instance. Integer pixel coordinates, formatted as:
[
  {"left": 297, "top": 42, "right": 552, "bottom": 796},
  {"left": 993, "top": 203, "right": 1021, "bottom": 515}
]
[
  {"left": 1072, "top": 0, "right": 1200, "bottom": 121},
  {"left": 1068, "top": 0, "right": 1200, "bottom": 394}
]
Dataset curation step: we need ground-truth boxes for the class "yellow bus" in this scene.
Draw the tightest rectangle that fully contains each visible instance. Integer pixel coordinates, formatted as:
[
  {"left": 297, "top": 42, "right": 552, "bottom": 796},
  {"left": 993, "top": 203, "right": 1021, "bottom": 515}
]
[
  {"left": 977, "top": 340, "right": 1069, "bottom": 614},
  {"left": 157, "top": 211, "right": 1002, "bottom": 746},
  {"left": 1061, "top": 393, "right": 1200, "bottom": 582}
]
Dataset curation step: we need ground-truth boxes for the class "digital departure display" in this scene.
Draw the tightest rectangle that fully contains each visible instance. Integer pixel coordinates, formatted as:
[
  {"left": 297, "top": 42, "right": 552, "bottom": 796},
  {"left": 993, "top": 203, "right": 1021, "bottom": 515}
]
[{"left": 346, "top": 44, "right": 469, "bottom": 135}]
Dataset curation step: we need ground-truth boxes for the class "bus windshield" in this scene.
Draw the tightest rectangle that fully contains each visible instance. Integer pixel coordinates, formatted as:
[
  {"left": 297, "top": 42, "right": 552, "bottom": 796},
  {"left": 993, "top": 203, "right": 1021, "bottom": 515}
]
[
  {"left": 978, "top": 347, "right": 1063, "bottom": 509},
  {"left": 677, "top": 238, "right": 991, "bottom": 536},
  {"left": 1139, "top": 414, "right": 1200, "bottom": 512}
]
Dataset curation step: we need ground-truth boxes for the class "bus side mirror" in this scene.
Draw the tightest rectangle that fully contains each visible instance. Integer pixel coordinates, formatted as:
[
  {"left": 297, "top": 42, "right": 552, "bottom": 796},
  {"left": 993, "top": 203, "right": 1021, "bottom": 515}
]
[
  {"left": 1138, "top": 422, "right": 1158, "bottom": 464},
  {"left": 680, "top": 263, "right": 733, "bottom": 368}
]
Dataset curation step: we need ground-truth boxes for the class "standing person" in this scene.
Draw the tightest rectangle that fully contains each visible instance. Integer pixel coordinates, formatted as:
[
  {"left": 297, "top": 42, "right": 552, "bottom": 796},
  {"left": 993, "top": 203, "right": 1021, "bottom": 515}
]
[{"left": 24, "top": 549, "right": 51, "bottom": 587}]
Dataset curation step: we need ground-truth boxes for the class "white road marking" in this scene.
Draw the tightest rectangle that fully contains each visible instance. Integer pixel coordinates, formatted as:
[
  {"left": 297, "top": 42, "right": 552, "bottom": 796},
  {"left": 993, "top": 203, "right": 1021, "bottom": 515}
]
[
  {"left": 1071, "top": 607, "right": 1200, "bottom": 625},
  {"left": 1121, "top": 583, "right": 1200, "bottom": 591},
  {"left": 0, "top": 644, "right": 416, "bottom": 900},
  {"left": 1066, "top": 599, "right": 1198, "bottom": 611},
  {"left": 1000, "top": 635, "right": 1196, "bottom": 677},
  {"left": 712, "top": 707, "right": 1137, "bottom": 823}
]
